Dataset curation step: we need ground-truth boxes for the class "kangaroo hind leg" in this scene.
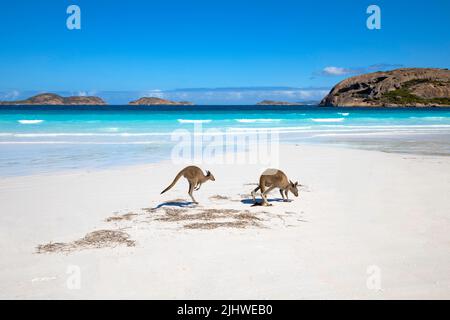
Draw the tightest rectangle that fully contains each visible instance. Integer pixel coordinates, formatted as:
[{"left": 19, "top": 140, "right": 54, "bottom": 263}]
[
  {"left": 251, "top": 186, "right": 260, "bottom": 203},
  {"left": 262, "top": 186, "right": 275, "bottom": 206},
  {"left": 188, "top": 180, "right": 198, "bottom": 204}
]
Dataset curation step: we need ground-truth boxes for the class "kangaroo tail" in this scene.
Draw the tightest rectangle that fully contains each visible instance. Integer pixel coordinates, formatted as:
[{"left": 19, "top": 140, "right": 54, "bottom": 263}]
[
  {"left": 161, "top": 170, "right": 184, "bottom": 194},
  {"left": 252, "top": 186, "right": 260, "bottom": 193}
]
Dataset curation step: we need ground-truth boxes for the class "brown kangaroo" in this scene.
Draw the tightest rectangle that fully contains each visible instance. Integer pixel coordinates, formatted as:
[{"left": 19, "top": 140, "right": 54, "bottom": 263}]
[
  {"left": 160, "top": 166, "right": 215, "bottom": 204},
  {"left": 251, "top": 168, "right": 299, "bottom": 206}
]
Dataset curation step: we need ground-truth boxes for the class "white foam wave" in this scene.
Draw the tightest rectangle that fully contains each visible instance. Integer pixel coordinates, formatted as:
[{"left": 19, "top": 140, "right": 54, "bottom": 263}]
[
  {"left": 311, "top": 118, "right": 345, "bottom": 123},
  {"left": 101, "top": 127, "right": 120, "bottom": 132},
  {"left": 177, "top": 119, "right": 212, "bottom": 124},
  {"left": 338, "top": 113, "right": 350, "bottom": 116},
  {"left": 409, "top": 116, "right": 448, "bottom": 121},
  {"left": 235, "top": 119, "right": 282, "bottom": 123},
  {"left": 10, "top": 132, "right": 170, "bottom": 137},
  {"left": 319, "top": 124, "right": 450, "bottom": 129},
  {"left": 312, "top": 131, "right": 448, "bottom": 138},
  {"left": 1, "top": 124, "right": 450, "bottom": 141},
  {"left": 18, "top": 120, "right": 44, "bottom": 124},
  {"left": 0, "top": 141, "right": 161, "bottom": 145},
  {"left": 228, "top": 126, "right": 312, "bottom": 132}
]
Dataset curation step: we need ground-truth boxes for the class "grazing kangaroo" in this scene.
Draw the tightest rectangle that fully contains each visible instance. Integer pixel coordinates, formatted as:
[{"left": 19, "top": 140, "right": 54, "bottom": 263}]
[
  {"left": 251, "top": 168, "right": 299, "bottom": 206},
  {"left": 160, "top": 166, "right": 215, "bottom": 204}
]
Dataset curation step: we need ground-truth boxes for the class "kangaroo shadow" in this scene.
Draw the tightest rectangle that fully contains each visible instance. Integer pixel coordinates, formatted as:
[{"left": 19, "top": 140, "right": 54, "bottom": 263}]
[
  {"left": 153, "top": 200, "right": 196, "bottom": 210},
  {"left": 241, "top": 198, "right": 289, "bottom": 206}
]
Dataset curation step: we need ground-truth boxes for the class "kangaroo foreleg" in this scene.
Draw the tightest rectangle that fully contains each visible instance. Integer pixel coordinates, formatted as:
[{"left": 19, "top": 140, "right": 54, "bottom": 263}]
[{"left": 284, "top": 189, "right": 290, "bottom": 202}]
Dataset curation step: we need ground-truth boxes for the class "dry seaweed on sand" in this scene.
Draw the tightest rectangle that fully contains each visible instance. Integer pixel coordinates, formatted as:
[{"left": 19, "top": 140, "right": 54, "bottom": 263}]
[
  {"left": 209, "top": 194, "right": 230, "bottom": 200},
  {"left": 155, "top": 208, "right": 238, "bottom": 222},
  {"left": 105, "top": 212, "right": 138, "bottom": 222},
  {"left": 73, "top": 230, "right": 135, "bottom": 248},
  {"left": 200, "top": 208, "right": 241, "bottom": 215},
  {"left": 183, "top": 220, "right": 261, "bottom": 230},
  {"left": 154, "top": 207, "right": 264, "bottom": 229},
  {"left": 35, "top": 242, "right": 67, "bottom": 253},
  {"left": 36, "top": 229, "right": 135, "bottom": 254},
  {"left": 234, "top": 211, "right": 262, "bottom": 221}
]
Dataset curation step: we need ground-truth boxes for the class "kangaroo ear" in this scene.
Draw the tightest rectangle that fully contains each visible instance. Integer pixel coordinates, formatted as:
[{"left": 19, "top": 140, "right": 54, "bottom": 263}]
[
  {"left": 295, "top": 181, "right": 298, "bottom": 186},
  {"left": 289, "top": 180, "right": 294, "bottom": 186},
  {"left": 206, "top": 170, "right": 211, "bottom": 176}
]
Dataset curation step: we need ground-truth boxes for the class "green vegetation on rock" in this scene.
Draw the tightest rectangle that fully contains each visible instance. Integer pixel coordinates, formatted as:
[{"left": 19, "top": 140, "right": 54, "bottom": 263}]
[{"left": 381, "top": 80, "right": 450, "bottom": 106}]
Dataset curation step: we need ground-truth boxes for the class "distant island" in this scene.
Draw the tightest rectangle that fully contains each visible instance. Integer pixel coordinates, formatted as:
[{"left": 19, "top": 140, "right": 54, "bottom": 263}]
[
  {"left": 256, "top": 100, "right": 304, "bottom": 106},
  {"left": 0, "top": 93, "right": 106, "bottom": 105},
  {"left": 319, "top": 68, "right": 450, "bottom": 107},
  {"left": 3, "top": 68, "right": 449, "bottom": 108},
  {"left": 129, "top": 97, "right": 194, "bottom": 105}
]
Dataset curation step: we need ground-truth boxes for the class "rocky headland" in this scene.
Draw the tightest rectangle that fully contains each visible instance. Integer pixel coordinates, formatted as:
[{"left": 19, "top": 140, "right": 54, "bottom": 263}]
[{"left": 319, "top": 68, "right": 450, "bottom": 107}]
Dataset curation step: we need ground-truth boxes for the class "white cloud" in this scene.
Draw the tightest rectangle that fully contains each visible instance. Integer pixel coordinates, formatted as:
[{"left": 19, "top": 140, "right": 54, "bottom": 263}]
[
  {"left": 141, "top": 89, "right": 165, "bottom": 99},
  {"left": 1, "top": 90, "right": 20, "bottom": 100},
  {"left": 322, "top": 66, "right": 350, "bottom": 76},
  {"left": 159, "top": 87, "right": 329, "bottom": 104},
  {"left": 319, "top": 64, "right": 403, "bottom": 77},
  {"left": 75, "top": 90, "right": 98, "bottom": 97}
]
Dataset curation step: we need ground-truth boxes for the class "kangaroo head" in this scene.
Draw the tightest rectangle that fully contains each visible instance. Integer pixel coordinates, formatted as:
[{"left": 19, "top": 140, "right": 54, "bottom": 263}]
[
  {"left": 206, "top": 170, "right": 215, "bottom": 181},
  {"left": 289, "top": 180, "right": 299, "bottom": 197}
]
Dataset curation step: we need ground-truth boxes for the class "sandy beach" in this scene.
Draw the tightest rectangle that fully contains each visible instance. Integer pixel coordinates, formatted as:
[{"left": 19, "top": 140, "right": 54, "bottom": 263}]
[{"left": 0, "top": 144, "right": 449, "bottom": 299}]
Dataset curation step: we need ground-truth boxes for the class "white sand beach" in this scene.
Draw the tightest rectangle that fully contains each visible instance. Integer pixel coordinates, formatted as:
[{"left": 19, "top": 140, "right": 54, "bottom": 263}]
[{"left": 0, "top": 144, "right": 449, "bottom": 299}]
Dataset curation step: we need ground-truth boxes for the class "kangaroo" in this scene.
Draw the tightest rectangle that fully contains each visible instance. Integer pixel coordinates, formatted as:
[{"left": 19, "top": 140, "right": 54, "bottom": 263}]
[
  {"left": 251, "top": 168, "right": 299, "bottom": 206},
  {"left": 160, "top": 166, "right": 215, "bottom": 204}
]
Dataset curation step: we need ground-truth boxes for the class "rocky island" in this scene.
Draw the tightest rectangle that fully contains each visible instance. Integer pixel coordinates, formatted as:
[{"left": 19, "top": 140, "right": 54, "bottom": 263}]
[
  {"left": 319, "top": 68, "right": 450, "bottom": 107},
  {"left": 129, "top": 97, "right": 194, "bottom": 105},
  {"left": 256, "top": 100, "right": 304, "bottom": 106},
  {"left": 0, "top": 93, "right": 106, "bottom": 105}
]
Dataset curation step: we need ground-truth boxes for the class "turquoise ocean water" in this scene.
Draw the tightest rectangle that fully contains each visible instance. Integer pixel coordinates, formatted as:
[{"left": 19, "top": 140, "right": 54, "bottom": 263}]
[{"left": 1, "top": 105, "right": 450, "bottom": 176}]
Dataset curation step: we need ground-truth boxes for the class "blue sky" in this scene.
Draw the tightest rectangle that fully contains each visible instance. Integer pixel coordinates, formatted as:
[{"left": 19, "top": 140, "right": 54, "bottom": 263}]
[{"left": 0, "top": 0, "right": 449, "bottom": 104}]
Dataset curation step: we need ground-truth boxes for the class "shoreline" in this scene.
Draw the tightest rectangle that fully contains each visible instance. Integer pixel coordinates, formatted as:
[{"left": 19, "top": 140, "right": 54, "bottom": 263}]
[
  {"left": 2, "top": 105, "right": 450, "bottom": 177},
  {"left": 1, "top": 140, "right": 449, "bottom": 179},
  {"left": 1, "top": 144, "right": 449, "bottom": 299}
]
